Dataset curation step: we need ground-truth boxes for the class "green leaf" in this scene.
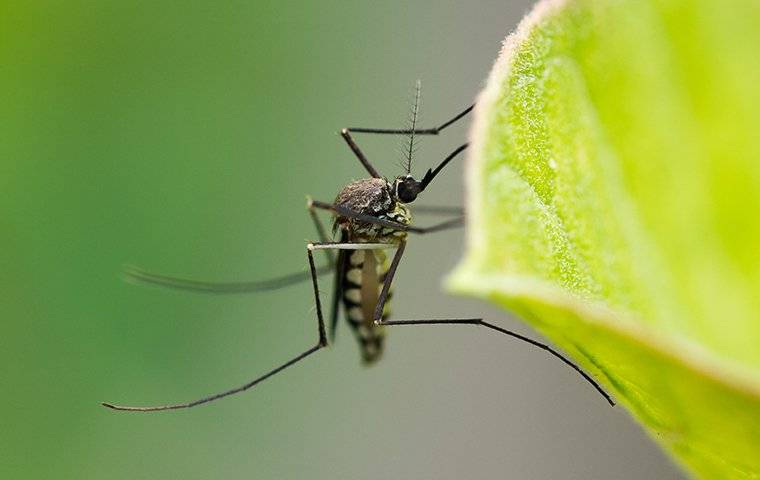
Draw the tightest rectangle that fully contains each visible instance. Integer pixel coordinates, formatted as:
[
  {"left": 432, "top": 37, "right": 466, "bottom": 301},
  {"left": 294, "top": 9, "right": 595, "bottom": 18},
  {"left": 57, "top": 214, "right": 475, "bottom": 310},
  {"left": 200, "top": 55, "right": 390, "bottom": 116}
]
[{"left": 447, "top": 0, "right": 760, "bottom": 477}]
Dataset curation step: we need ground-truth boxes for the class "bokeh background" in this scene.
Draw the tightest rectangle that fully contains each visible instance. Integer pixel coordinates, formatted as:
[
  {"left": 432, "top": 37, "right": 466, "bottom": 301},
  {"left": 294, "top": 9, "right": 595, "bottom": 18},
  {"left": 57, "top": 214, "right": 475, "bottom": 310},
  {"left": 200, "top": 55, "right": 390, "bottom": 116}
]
[{"left": 2, "top": 1, "right": 684, "bottom": 478}]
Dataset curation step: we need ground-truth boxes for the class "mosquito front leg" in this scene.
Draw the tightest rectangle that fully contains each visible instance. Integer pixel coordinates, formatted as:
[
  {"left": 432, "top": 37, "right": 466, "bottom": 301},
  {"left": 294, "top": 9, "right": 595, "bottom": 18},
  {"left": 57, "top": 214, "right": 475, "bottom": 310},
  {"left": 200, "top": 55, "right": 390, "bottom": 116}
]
[
  {"left": 340, "top": 128, "right": 381, "bottom": 178},
  {"left": 307, "top": 196, "right": 336, "bottom": 265},
  {"left": 371, "top": 240, "right": 615, "bottom": 406},
  {"left": 340, "top": 103, "right": 474, "bottom": 177},
  {"left": 308, "top": 200, "right": 464, "bottom": 236},
  {"left": 346, "top": 104, "right": 474, "bottom": 135}
]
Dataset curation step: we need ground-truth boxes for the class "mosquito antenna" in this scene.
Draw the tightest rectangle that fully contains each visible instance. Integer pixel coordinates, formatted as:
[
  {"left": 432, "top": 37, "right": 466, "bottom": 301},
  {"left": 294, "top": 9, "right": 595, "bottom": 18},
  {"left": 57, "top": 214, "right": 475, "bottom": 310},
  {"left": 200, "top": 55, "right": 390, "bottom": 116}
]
[{"left": 405, "top": 80, "right": 422, "bottom": 174}]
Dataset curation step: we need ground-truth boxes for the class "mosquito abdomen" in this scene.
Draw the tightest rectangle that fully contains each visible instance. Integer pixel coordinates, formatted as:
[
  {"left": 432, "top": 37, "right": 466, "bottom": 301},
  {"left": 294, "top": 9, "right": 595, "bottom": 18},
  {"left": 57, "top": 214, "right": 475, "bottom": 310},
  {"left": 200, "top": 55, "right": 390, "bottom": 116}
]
[{"left": 341, "top": 248, "right": 391, "bottom": 364}]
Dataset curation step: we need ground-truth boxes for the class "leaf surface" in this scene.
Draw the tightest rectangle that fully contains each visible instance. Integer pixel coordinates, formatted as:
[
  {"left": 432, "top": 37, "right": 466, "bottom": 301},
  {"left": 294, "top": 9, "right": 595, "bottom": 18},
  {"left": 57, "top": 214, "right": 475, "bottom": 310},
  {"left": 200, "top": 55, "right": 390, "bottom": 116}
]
[{"left": 448, "top": 0, "right": 760, "bottom": 477}]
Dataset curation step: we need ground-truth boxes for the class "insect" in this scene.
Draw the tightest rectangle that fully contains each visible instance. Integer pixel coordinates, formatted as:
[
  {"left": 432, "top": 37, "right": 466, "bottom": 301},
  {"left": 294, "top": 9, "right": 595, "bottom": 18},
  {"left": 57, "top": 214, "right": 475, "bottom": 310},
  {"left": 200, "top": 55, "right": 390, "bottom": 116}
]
[{"left": 102, "top": 82, "right": 613, "bottom": 412}]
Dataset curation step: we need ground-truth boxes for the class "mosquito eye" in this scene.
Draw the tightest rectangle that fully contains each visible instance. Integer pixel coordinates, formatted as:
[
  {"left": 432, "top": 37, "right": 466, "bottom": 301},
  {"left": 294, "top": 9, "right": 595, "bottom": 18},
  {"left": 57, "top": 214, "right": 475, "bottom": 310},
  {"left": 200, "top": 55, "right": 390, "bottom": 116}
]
[{"left": 396, "top": 179, "right": 420, "bottom": 203}]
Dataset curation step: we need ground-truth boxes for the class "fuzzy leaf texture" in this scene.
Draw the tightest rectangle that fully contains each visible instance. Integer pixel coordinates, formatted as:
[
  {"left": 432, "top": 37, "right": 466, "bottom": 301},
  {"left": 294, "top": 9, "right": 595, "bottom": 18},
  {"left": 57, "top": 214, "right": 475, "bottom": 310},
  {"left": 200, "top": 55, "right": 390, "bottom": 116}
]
[{"left": 448, "top": 0, "right": 760, "bottom": 477}]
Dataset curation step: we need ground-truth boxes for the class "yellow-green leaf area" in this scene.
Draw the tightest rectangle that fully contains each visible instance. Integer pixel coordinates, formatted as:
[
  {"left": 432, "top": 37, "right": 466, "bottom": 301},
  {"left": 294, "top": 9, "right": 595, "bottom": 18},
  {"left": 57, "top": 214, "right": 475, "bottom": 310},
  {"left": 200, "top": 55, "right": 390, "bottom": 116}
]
[{"left": 448, "top": 0, "right": 760, "bottom": 477}]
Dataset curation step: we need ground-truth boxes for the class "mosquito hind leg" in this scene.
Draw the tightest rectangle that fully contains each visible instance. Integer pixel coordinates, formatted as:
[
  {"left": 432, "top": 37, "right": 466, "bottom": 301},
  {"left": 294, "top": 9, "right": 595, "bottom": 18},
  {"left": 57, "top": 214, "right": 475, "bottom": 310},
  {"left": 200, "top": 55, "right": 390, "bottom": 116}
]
[
  {"left": 102, "top": 245, "right": 334, "bottom": 412},
  {"left": 371, "top": 240, "right": 615, "bottom": 406},
  {"left": 102, "top": 241, "right": 388, "bottom": 412}
]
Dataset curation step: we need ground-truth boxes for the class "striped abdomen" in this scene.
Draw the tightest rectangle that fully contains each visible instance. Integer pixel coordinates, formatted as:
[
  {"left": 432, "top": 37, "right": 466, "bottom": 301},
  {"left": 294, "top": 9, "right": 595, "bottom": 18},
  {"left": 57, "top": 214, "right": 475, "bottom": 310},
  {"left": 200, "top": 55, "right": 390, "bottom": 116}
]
[{"left": 341, "top": 248, "right": 391, "bottom": 364}]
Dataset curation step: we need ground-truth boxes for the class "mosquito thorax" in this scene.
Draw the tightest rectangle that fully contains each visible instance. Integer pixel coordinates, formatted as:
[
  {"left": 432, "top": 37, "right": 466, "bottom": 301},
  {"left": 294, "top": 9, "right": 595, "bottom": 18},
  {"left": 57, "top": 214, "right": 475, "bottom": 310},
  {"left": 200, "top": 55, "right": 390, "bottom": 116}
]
[{"left": 333, "top": 177, "right": 412, "bottom": 241}]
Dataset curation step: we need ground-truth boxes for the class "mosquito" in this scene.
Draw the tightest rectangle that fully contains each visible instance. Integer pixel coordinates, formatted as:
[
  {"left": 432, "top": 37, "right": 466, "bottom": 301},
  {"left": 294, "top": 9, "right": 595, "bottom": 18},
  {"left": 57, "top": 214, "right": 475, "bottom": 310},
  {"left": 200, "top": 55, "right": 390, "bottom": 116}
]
[{"left": 102, "top": 82, "right": 614, "bottom": 412}]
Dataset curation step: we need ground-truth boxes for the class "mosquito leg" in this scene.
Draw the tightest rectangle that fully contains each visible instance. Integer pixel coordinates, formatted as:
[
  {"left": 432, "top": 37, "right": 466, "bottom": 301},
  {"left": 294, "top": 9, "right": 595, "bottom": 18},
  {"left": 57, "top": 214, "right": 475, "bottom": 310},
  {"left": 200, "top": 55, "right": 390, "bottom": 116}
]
[
  {"left": 312, "top": 239, "right": 398, "bottom": 340},
  {"left": 329, "top": 249, "right": 346, "bottom": 341},
  {"left": 315, "top": 221, "right": 340, "bottom": 341},
  {"left": 347, "top": 104, "right": 474, "bottom": 135},
  {"left": 340, "top": 129, "right": 381, "bottom": 178},
  {"left": 406, "top": 217, "right": 463, "bottom": 235},
  {"left": 384, "top": 317, "right": 615, "bottom": 405},
  {"left": 309, "top": 200, "right": 463, "bottom": 236},
  {"left": 309, "top": 242, "right": 397, "bottom": 250},
  {"left": 307, "top": 196, "right": 336, "bottom": 265},
  {"left": 104, "top": 240, "right": 391, "bottom": 412},
  {"left": 412, "top": 206, "right": 464, "bottom": 216},
  {"left": 305, "top": 241, "right": 398, "bottom": 339},
  {"left": 102, "top": 246, "right": 332, "bottom": 412},
  {"left": 371, "top": 241, "right": 615, "bottom": 406},
  {"left": 340, "top": 104, "right": 474, "bottom": 177}
]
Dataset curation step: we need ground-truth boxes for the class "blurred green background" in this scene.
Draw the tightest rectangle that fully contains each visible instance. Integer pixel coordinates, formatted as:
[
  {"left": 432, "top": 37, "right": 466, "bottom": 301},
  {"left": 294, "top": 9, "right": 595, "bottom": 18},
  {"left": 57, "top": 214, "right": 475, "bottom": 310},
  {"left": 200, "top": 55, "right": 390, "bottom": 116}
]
[{"left": 2, "top": 1, "right": 683, "bottom": 478}]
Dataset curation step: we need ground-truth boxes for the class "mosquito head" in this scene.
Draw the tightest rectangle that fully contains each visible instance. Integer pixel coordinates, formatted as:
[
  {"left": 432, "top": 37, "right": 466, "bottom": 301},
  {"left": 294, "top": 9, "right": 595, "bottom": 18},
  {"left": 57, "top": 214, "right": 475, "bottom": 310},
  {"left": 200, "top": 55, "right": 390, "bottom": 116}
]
[
  {"left": 393, "top": 175, "right": 423, "bottom": 203},
  {"left": 394, "top": 159, "right": 444, "bottom": 203},
  {"left": 396, "top": 140, "right": 468, "bottom": 204}
]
